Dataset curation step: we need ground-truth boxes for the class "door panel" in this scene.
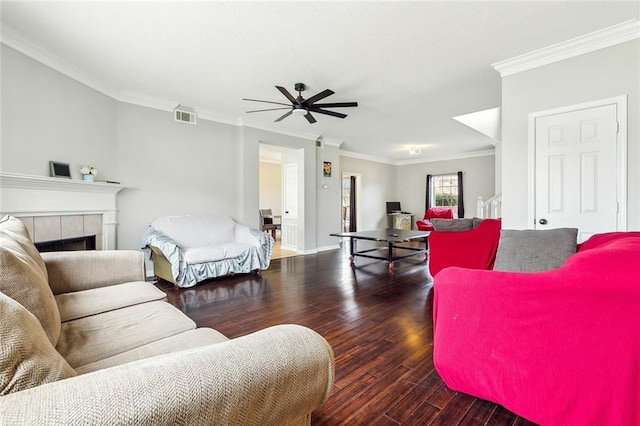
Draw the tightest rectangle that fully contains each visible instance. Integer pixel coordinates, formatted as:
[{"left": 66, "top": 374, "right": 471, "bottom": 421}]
[
  {"left": 282, "top": 163, "right": 298, "bottom": 249},
  {"left": 535, "top": 103, "right": 618, "bottom": 242}
]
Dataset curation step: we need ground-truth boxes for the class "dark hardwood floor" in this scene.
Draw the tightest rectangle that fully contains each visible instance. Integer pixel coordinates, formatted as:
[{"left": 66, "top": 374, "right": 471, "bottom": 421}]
[{"left": 156, "top": 242, "right": 536, "bottom": 425}]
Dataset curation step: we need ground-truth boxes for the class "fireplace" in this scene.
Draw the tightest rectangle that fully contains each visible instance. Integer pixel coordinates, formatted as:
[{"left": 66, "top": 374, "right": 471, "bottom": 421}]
[
  {"left": 35, "top": 235, "right": 97, "bottom": 252},
  {"left": 0, "top": 172, "right": 124, "bottom": 250}
]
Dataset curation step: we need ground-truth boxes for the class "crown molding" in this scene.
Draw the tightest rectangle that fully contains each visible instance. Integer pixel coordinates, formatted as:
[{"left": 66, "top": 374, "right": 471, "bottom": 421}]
[
  {"left": 339, "top": 150, "right": 396, "bottom": 165},
  {"left": 0, "top": 22, "right": 121, "bottom": 99},
  {"left": 340, "top": 147, "right": 495, "bottom": 166},
  {"left": 322, "top": 137, "right": 343, "bottom": 148},
  {"left": 395, "top": 149, "right": 495, "bottom": 166},
  {"left": 492, "top": 19, "right": 640, "bottom": 77},
  {"left": 240, "top": 118, "right": 319, "bottom": 142}
]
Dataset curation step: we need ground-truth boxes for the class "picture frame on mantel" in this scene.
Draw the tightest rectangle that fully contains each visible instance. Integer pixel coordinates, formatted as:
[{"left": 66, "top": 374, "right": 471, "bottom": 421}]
[{"left": 49, "top": 161, "right": 71, "bottom": 178}]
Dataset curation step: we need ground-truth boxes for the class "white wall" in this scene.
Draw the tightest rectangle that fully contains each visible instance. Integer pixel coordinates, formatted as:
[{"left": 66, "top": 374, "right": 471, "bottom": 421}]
[
  {"left": 315, "top": 145, "right": 341, "bottom": 249},
  {"left": 258, "top": 161, "right": 281, "bottom": 216},
  {"left": 1, "top": 45, "right": 118, "bottom": 181},
  {"left": 115, "top": 102, "right": 242, "bottom": 251},
  {"left": 501, "top": 39, "right": 639, "bottom": 229},
  {"left": 339, "top": 155, "right": 397, "bottom": 230},
  {"left": 396, "top": 155, "right": 496, "bottom": 222}
]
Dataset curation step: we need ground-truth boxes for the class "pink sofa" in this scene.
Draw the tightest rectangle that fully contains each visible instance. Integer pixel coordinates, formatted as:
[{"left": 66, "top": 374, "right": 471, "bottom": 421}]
[
  {"left": 433, "top": 232, "right": 640, "bottom": 425},
  {"left": 415, "top": 207, "right": 454, "bottom": 231}
]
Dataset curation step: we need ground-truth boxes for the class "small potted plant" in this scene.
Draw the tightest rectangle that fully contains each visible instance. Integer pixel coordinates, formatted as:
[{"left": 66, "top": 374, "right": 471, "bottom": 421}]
[{"left": 80, "top": 165, "right": 98, "bottom": 182}]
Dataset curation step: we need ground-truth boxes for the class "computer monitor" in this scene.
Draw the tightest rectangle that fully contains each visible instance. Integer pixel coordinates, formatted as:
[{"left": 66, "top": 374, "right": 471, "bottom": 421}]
[{"left": 386, "top": 201, "right": 402, "bottom": 213}]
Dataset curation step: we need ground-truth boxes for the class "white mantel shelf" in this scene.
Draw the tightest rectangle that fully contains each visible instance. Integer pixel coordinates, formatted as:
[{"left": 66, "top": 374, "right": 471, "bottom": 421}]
[
  {"left": 0, "top": 172, "right": 125, "bottom": 250},
  {"left": 0, "top": 172, "right": 124, "bottom": 194}
]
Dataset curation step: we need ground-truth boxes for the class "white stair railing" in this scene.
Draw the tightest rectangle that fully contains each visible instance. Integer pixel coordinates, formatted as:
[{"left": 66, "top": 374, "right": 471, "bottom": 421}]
[{"left": 477, "top": 194, "right": 502, "bottom": 219}]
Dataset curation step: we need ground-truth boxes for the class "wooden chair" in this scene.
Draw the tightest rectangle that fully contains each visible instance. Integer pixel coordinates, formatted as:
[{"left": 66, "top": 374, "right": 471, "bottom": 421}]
[{"left": 259, "top": 209, "right": 281, "bottom": 239}]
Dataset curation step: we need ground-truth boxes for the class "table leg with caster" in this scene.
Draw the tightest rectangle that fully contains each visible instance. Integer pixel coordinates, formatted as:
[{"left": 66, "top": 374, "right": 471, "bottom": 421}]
[{"left": 349, "top": 238, "right": 356, "bottom": 265}]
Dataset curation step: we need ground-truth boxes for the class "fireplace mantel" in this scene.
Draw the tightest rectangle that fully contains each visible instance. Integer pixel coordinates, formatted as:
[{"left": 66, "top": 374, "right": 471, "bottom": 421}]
[
  {"left": 0, "top": 172, "right": 125, "bottom": 249},
  {"left": 0, "top": 172, "right": 123, "bottom": 193}
]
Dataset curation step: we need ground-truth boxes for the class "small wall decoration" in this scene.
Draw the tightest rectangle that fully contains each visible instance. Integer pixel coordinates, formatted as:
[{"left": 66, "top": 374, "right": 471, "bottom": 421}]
[{"left": 323, "top": 161, "right": 332, "bottom": 177}]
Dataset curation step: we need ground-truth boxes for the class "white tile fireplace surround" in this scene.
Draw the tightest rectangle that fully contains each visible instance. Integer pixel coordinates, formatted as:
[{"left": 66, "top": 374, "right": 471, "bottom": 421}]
[{"left": 0, "top": 172, "right": 124, "bottom": 250}]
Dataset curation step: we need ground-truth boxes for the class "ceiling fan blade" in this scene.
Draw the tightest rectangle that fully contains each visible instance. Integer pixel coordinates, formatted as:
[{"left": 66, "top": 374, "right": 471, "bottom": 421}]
[
  {"left": 310, "top": 108, "right": 347, "bottom": 119},
  {"left": 303, "top": 89, "right": 335, "bottom": 106},
  {"left": 246, "top": 107, "right": 292, "bottom": 113},
  {"left": 275, "top": 110, "right": 293, "bottom": 122},
  {"left": 242, "top": 98, "right": 291, "bottom": 106},
  {"left": 275, "top": 86, "right": 298, "bottom": 104},
  {"left": 304, "top": 112, "right": 317, "bottom": 124},
  {"left": 310, "top": 102, "right": 358, "bottom": 108}
]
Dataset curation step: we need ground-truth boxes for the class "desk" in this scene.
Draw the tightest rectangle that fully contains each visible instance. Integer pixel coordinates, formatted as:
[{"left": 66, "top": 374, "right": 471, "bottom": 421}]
[
  {"left": 330, "top": 228, "right": 429, "bottom": 273},
  {"left": 387, "top": 213, "right": 414, "bottom": 230}
]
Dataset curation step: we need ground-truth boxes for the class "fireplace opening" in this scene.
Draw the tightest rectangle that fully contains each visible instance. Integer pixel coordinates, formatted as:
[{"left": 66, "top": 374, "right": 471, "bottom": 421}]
[{"left": 35, "top": 235, "right": 97, "bottom": 253}]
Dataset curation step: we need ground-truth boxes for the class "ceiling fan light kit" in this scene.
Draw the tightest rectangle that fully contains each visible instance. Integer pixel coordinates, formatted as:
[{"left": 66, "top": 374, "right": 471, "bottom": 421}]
[{"left": 243, "top": 82, "right": 358, "bottom": 124}]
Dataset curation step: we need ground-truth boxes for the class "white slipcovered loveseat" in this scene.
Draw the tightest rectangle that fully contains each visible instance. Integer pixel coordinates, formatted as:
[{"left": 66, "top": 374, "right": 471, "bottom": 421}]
[
  {"left": 143, "top": 214, "right": 273, "bottom": 288},
  {"left": 0, "top": 216, "right": 333, "bottom": 425}
]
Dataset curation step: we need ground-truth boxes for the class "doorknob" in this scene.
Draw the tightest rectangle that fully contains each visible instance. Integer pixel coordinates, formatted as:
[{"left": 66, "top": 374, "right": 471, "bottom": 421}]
[{"left": 539, "top": 218, "right": 548, "bottom": 225}]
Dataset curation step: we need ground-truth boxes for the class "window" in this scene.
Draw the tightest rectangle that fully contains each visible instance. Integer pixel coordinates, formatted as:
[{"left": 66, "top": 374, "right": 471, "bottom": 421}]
[
  {"left": 426, "top": 172, "right": 464, "bottom": 218},
  {"left": 432, "top": 174, "right": 459, "bottom": 208}
]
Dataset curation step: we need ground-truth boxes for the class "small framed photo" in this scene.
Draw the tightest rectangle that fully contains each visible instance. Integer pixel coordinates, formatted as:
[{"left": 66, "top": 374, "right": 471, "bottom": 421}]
[
  {"left": 49, "top": 161, "right": 71, "bottom": 178},
  {"left": 323, "top": 161, "right": 332, "bottom": 177}
]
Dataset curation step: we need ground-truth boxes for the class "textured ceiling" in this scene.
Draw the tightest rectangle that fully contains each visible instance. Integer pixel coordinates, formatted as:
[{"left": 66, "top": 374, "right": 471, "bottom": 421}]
[{"left": 1, "top": 1, "right": 638, "bottom": 163}]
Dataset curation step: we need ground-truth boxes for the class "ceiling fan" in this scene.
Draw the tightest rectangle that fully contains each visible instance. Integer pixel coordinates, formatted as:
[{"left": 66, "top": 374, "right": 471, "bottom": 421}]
[{"left": 243, "top": 83, "right": 358, "bottom": 124}]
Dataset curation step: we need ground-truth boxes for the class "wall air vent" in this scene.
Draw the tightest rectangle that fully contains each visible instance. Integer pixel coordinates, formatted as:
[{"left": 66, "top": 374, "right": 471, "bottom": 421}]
[{"left": 173, "top": 105, "right": 197, "bottom": 125}]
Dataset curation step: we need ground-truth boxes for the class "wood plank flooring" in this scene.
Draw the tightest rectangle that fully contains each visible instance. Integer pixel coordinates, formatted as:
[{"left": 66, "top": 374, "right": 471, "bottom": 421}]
[{"left": 156, "top": 242, "right": 536, "bottom": 425}]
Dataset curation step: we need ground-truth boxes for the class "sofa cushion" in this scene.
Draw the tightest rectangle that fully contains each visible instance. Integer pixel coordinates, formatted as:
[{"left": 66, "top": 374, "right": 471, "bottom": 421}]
[
  {"left": 151, "top": 215, "right": 236, "bottom": 248},
  {"left": 55, "top": 281, "right": 167, "bottom": 322},
  {"left": 76, "top": 328, "right": 229, "bottom": 374},
  {"left": 56, "top": 300, "right": 196, "bottom": 369},
  {"left": 184, "top": 243, "right": 253, "bottom": 265},
  {"left": 0, "top": 216, "right": 61, "bottom": 345},
  {"left": 0, "top": 292, "right": 76, "bottom": 395},
  {"left": 431, "top": 218, "right": 474, "bottom": 232},
  {"left": 494, "top": 228, "right": 578, "bottom": 272}
]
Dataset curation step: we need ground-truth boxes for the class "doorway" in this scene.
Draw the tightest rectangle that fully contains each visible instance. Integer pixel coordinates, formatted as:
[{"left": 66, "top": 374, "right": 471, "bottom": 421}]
[
  {"left": 529, "top": 96, "right": 627, "bottom": 242},
  {"left": 258, "top": 143, "right": 301, "bottom": 259},
  {"left": 342, "top": 173, "right": 361, "bottom": 232}
]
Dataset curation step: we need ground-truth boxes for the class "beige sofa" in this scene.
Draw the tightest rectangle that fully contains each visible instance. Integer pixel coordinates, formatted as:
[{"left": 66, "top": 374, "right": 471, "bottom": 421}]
[{"left": 0, "top": 216, "right": 334, "bottom": 425}]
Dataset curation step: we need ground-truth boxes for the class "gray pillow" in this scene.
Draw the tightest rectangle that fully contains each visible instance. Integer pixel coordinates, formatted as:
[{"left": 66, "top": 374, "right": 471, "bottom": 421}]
[
  {"left": 431, "top": 218, "right": 474, "bottom": 232},
  {"left": 494, "top": 228, "right": 578, "bottom": 272}
]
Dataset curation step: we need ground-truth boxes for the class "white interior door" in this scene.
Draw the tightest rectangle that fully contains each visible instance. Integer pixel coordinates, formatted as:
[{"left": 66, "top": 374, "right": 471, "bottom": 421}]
[
  {"left": 282, "top": 162, "right": 298, "bottom": 250},
  {"left": 534, "top": 102, "right": 622, "bottom": 242}
]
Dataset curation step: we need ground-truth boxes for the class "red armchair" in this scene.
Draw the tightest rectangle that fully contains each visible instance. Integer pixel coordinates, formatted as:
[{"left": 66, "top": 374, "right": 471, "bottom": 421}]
[
  {"left": 415, "top": 207, "right": 454, "bottom": 231},
  {"left": 428, "top": 218, "right": 501, "bottom": 277},
  {"left": 433, "top": 233, "right": 640, "bottom": 425}
]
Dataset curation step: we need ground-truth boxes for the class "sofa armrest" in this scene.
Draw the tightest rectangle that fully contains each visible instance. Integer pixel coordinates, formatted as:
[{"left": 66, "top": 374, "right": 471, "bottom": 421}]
[
  {"left": 235, "top": 225, "right": 274, "bottom": 268},
  {"left": 142, "top": 226, "right": 185, "bottom": 285},
  {"left": 0, "top": 324, "right": 334, "bottom": 425},
  {"left": 43, "top": 250, "right": 146, "bottom": 295}
]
